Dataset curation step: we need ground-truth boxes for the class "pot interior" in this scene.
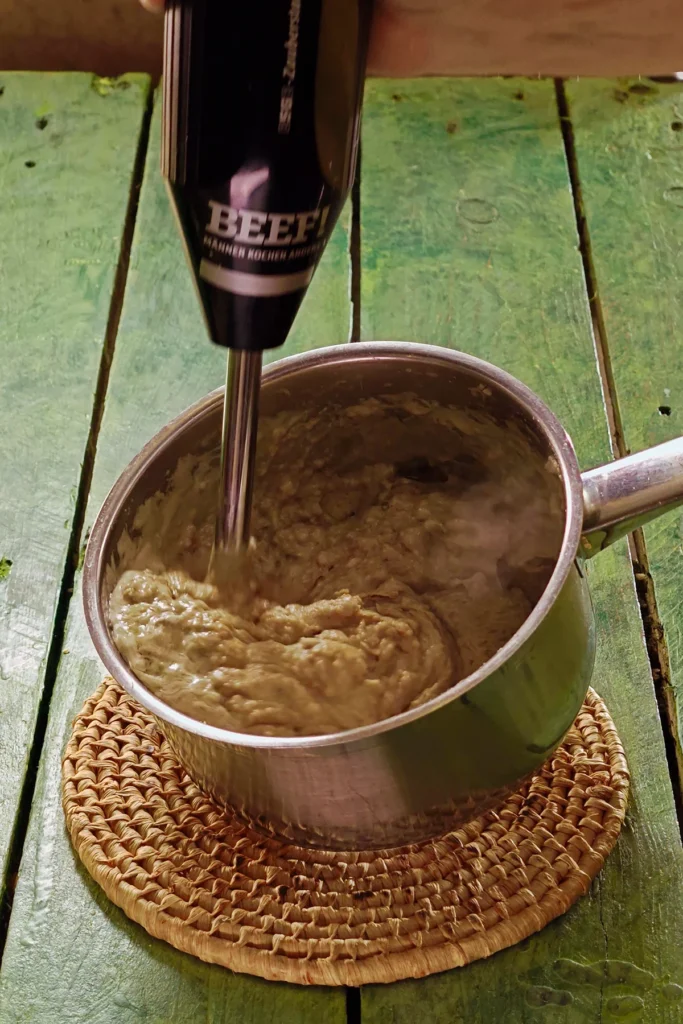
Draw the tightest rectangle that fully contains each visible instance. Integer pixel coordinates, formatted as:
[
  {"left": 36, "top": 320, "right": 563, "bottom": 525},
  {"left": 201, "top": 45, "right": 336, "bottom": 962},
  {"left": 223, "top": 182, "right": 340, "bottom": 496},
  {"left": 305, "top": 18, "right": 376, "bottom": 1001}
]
[{"left": 97, "top": 347, "right": 570, "bottom": 738}]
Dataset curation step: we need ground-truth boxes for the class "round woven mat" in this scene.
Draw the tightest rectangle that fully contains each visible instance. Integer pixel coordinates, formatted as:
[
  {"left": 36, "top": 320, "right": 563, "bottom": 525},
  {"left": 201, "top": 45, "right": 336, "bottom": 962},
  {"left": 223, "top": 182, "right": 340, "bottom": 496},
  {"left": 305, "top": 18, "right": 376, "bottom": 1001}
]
[{"left": 62, "top": 680, "right": 628, "bottom": 986}]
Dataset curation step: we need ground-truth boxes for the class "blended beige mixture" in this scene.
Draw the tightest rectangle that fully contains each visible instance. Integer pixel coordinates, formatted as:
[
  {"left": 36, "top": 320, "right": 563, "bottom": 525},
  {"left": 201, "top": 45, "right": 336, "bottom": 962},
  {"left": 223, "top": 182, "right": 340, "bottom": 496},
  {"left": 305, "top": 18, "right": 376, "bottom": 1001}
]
[{"left": 108, "top": 396, "right": 564, "bottom": 737}]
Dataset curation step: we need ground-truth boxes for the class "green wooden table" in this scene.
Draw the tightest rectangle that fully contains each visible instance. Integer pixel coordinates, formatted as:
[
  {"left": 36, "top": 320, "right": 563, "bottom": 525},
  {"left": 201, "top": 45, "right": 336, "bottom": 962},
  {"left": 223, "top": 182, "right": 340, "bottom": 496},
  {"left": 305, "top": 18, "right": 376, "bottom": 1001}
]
[{"left": 0, "top": 71, "right": 682, "bottom": 1023}]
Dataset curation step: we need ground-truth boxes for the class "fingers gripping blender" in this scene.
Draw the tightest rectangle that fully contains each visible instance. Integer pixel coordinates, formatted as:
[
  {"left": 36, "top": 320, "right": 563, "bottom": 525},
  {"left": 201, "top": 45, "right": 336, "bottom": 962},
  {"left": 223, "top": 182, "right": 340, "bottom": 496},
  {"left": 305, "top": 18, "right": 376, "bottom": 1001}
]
[{"left": 161, "top": 0, "right": 373, "bottom": 562}]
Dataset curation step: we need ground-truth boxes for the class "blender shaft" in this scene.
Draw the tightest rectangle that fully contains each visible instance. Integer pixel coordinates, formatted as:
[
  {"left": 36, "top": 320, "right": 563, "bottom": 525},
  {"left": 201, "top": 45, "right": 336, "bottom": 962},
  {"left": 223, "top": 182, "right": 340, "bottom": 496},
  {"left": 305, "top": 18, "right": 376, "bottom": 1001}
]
[{"left": 215, "top": 349, "right": 262, "bottom": 555}]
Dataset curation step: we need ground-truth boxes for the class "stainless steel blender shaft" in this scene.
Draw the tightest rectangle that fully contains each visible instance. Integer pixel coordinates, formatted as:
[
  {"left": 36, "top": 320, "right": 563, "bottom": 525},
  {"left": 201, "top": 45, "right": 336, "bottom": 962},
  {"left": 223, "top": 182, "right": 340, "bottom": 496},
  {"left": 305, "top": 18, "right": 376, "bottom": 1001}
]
[{"left": 214, "top": 349, "right": 262, "bottom": 555}]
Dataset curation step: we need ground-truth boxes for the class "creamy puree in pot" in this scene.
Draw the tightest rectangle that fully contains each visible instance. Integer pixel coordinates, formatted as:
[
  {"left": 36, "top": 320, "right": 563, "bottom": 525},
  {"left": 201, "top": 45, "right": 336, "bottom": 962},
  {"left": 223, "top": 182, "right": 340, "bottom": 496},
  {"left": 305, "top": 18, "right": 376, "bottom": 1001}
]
[{"left": 108, "top": 396, "right": 564, "bottom": 737}]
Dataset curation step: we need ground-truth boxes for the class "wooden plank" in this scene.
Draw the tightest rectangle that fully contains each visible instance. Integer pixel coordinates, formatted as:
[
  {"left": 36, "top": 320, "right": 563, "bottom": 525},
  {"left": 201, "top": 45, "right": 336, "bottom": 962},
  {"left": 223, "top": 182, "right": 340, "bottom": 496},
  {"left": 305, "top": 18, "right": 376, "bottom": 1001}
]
[
  {"left": 0, "top": 100, "right": 350, "bottom": 1021},
  {"left": 566, "top": 75, "right": 683, "bottom": 773},
  {"left": 0, "top": 71, "right": 150, "bottom": 895},
  {"left": 360, "top": 78, "right": 683, "bottom": 1023}
]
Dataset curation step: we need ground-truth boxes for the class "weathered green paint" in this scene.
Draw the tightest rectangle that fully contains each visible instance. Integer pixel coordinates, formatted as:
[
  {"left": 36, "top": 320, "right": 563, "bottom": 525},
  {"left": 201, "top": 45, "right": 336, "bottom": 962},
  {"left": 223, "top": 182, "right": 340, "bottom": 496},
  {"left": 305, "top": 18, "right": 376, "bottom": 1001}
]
[
  {"left": 566, "top": 76, "right": 683, "bottom": 768},
  {"left": 4, "top": 73, "right": 683, "bottom": 1022},
  {"left": 0, "top": 100, "right": 349, "bottom": 1021},
  {"left": 360, "top": 78, "right": 683, "bottom": 1023},
  {"left": 360, "top": 79, "right": 608, "bottom": 467},
  {"left": 0, "top": 72, "right": 150, "bottom": 892}
]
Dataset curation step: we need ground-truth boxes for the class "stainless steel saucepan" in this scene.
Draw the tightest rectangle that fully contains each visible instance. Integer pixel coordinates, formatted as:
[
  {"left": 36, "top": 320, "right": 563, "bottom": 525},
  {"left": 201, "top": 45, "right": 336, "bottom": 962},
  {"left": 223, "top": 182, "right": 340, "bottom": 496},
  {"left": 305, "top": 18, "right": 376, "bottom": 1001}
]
[{"left": 82, "top": 342, "right": 683, "bottom": 850}]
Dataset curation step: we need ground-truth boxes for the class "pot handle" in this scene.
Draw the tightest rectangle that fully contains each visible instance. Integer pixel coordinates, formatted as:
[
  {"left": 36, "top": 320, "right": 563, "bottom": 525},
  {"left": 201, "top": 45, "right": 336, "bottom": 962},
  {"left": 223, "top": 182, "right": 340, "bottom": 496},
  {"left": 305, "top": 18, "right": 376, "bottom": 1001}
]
[{"left": 581, "top": 436, "right": 683, "bottom": 558}]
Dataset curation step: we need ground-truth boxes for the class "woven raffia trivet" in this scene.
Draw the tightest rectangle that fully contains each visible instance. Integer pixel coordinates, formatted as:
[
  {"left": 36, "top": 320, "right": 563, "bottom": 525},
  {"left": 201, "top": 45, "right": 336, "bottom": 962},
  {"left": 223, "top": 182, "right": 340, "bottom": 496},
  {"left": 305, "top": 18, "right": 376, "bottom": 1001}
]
[{"left": 62, "top": 680, "right": 629, "bottom": 986}]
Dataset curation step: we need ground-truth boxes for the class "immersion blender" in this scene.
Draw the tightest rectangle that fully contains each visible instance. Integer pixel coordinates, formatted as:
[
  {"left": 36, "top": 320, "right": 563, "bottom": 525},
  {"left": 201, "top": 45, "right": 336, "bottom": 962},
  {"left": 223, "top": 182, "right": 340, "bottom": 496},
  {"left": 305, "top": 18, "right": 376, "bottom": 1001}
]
[{"left": 161, "top": 0, "right": 373, "bottom": 560}]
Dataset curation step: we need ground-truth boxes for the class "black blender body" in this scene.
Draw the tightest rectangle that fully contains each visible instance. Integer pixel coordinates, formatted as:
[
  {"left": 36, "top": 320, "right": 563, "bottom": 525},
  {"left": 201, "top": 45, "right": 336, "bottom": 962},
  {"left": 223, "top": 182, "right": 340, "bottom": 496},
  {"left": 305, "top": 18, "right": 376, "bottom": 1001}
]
[{"left": 162, "top": 0, "right": 372, "bottom": 351}]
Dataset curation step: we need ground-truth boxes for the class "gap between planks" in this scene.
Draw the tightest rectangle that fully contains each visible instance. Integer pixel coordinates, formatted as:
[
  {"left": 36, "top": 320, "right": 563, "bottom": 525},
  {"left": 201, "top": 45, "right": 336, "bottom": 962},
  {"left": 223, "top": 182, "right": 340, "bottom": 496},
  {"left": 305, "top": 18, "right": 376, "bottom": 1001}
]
[
  {"left": 0, "top": 86, "right": 155, "bottom": 969},
  {"left": 555, "top": 77, "right": 683, "bottom": 840},
  {"left": 350, "top": 145, "right": 362, "bottom": 343},
  {"left": 346, "top": 987, "right": 361, "bottom": 1024}
]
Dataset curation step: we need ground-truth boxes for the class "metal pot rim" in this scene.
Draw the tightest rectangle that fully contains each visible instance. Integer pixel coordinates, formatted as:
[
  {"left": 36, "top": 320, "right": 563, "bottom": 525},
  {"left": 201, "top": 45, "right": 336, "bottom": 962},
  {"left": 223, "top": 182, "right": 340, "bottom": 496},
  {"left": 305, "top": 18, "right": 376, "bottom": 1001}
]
[{"left": 83, "top": 341, "right": 584, "bottom": 750}]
